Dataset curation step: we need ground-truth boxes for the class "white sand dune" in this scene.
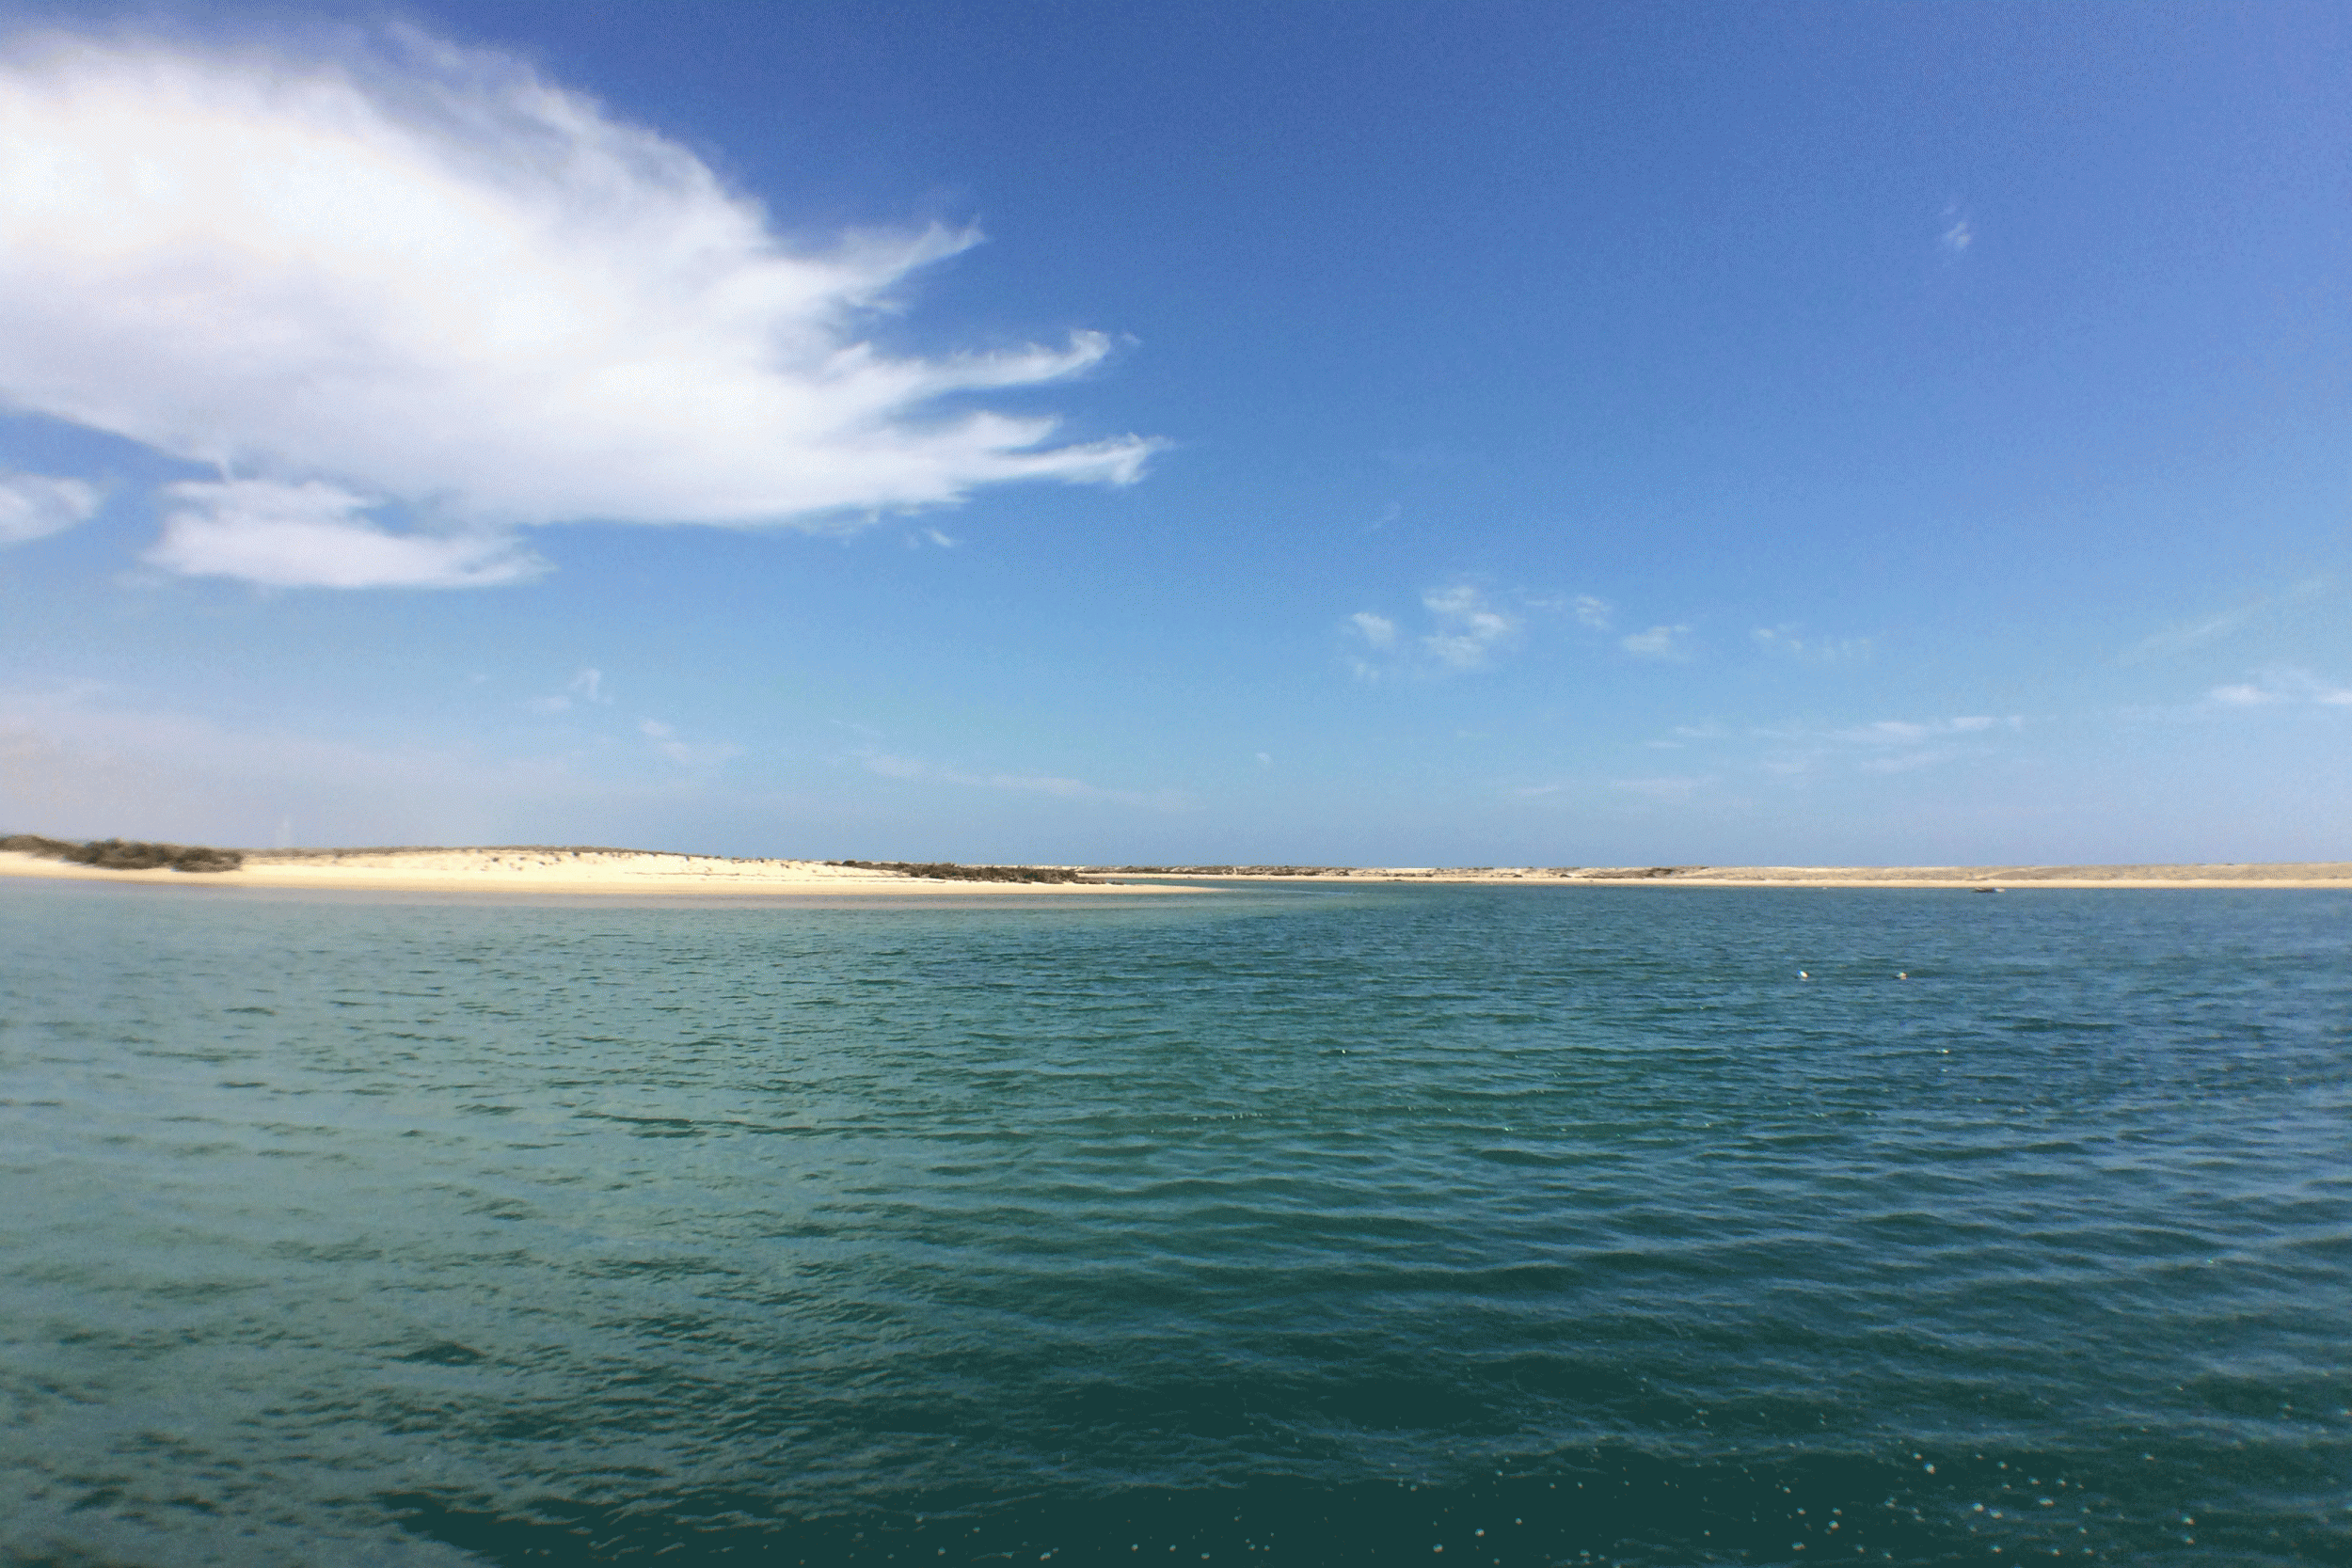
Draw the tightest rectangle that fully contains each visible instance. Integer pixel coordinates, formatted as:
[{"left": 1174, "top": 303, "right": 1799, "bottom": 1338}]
[
  {"left": 0, "top": 847, "right": 1183, "bottom": 895},
  {"left": 7, "top": 847, "right": 2348, "bottom": 895}
]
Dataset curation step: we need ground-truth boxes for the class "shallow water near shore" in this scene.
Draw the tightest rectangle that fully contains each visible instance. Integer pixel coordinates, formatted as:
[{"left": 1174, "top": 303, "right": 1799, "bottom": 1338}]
[{"left": 4, "top": 879, "right": 2348, "bottom": 1566}]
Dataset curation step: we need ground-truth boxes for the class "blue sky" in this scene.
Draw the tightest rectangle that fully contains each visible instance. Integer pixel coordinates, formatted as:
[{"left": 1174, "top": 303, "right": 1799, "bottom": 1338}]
[{"left": 1, "top": 1, "right": 2346, "bottom": 864}]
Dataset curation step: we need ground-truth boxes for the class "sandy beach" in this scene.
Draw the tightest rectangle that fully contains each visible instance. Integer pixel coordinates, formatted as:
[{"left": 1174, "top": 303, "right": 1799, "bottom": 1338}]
[
  {"left": 0, "top": 847, "right": 1185, "bottom": 895},
  {"left": 6, "top": 846, "right": 2350, "bottom": 895}
]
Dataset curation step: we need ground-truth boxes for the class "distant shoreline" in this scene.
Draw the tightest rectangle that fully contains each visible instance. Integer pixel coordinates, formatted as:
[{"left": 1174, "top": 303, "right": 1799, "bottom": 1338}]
[
  {"left": 1106, "top": 863, "right": 2352, "bottom": 888},
  {"left": 4, "top": 845, "right": 2349, "bottom": 895}
]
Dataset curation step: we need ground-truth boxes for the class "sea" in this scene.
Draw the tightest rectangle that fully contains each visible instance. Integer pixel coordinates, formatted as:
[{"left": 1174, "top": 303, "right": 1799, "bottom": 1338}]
[{"left": 2, "top": 878, "right": 2347, "bottom": 1567}]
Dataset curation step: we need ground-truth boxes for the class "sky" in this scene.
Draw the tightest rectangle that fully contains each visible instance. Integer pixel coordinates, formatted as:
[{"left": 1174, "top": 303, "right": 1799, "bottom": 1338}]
[{"left": 0, "top": 1, "right": 2346, "bottom": 865}]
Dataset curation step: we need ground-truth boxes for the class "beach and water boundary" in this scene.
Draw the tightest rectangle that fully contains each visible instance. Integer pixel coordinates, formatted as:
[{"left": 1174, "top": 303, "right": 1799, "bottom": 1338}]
[{"left": 6, "top": 839, "right": 2352, "bottom": 894}]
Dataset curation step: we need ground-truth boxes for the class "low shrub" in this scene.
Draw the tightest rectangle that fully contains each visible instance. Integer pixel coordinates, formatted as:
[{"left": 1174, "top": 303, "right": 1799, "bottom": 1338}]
[
  {"left": 828, "top": 859, "right": 1095, "bottom": 884},
  {"left": 2, "top": 834, "right": 244, "bottom": 873}
]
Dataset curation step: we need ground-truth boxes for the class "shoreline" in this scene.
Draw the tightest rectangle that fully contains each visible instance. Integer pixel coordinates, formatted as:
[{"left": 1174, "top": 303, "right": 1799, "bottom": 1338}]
[
  {"left": 4, "top": 847, "right": 2349, "bottom": 895},
  {"left": 1105, "top": 863, "right": 2352, "bottom": 889},
  {"left": 0, "top": 847, "right": 1194, "bottom": 896}
]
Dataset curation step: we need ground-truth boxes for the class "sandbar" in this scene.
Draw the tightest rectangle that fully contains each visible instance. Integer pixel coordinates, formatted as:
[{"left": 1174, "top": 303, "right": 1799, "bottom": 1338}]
[
  {"left": 0, "top": 847, "right": 1190, "bottom": 896},
  {"left": 1107, "top": 863, "right": 2352, "bottom": 889},
  {"left": 8, "top": 847, "right": 2350, "bottom": 896}
]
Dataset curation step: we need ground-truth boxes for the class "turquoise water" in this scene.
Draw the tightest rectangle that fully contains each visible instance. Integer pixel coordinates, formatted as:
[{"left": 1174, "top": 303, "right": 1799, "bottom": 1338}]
[{"left": 3, "top": 879, "right": 2348, "bottom": 1567}]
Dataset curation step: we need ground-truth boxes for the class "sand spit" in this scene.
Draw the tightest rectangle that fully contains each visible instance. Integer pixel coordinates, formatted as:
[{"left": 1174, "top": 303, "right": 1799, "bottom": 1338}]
[
  {"left": 0, "top": 846, "right": 1188, "bottom": 896},
  {"left": 7, "top": 845, "right": 2348, "bottom": 895},
  {"left": 1093, "top": 863, "right": 2352, "bottom": 889}
]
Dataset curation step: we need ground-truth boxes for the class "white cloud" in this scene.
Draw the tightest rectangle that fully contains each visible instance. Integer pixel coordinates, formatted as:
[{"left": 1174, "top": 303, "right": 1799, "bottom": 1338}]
[
  {"left": 1347, "top": 583, "right": 1542, "bottom": 677},
  {"left": 530, "top": 666, "right": 608, "bottom": 712},
  {"left": 852, "top": 748, "right": 1187, "bottom": 810},
  {"left": 1940, "top": 201, "right": 1973, "bottom": 254},
  {"left": 1828, "top": 714, "right": 2010, "bottom": 775},
  {"left": 144, "top": 480, "right": 543, "bottom": 588},
  {"left": 0, "top": 470, "right": 101, "bottom": 544},
  {"left": 2119, "top": 579, "right": 2328, "bottom": 664},
  {"left": 1619, "top": 624, "right": 1692, "bottom": 660},
  {"left": 2204, "top": 668, "right": 2352, "bottom": 708},
  {"left": 0, "top": 29, "right": 1156, "bottom": 587},
  {"left": 1753, "top": 625, "right": 1872, "bottom": 664},
  {"left": 1754, "top": 712, "right": 2020, "bottom": 780},
  {"left": 1525, "top": 591, "right": 1612, "bottom": 629},
  {"left": 639, "top": 717, "right": 739, "bottom": 768},
  {"left": 1831, "top": 714, "right": 2009, "bottom": 746},
  {"left": 1858, "top": 748, "right": 1962, "bottom": 775},
  {"left": 1612, "top": 774, "right": 1710, "bottom": 800},
  {"left": 1420, "top": 584, "right": 1518, "bottom": 669}
]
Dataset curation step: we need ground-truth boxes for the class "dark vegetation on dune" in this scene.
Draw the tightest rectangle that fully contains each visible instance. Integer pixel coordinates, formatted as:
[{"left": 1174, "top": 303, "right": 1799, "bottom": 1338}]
[
  {"left": 1575, "top": 864, "right": 1706, "bottom": 879},
  {"left": 828, "top": 860, "right": 1098, "bottom": 884},
  {"left": 2, "top": 833, "right": 245, "bottom": 873}
]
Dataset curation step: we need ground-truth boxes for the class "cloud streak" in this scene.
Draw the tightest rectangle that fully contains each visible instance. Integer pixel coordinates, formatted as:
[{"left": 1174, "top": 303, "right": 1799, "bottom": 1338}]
[
  {"left": 2205, "top": 668, "right": 2352, "bottom": 708},
  {"left": 1753, "top": 625, "right": 1871, "bottom": 664},
  {"left": 2118, "top": 579, "right": 2329, "bottom": 664},
  {"left": 854, "top": 749, "right": 1188, "bottom": 810},
  {"left": 0, "top": 471, "right": 101, "bottom": 545},
  {"left": 1619, "top": 624, "right": 1692, "bottom": 660},
  {"left": 1742, "top": 712, "right": 2022, "bottom": 780},
  {"left": 145, "top": 480, "right": 546, "bottom": 588},
  {"left": 0, "top": 28, "right": 1157, "bottom": 587}
]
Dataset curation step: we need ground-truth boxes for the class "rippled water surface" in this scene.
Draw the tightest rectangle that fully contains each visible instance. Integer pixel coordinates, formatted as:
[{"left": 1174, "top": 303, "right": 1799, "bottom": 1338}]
[{"left": 4, "top": 879, "right": 2348, "bottom": 1566}]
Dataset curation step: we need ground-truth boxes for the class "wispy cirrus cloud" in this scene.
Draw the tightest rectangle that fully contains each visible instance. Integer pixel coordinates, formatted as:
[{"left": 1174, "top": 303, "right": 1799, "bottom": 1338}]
[
  {"left": 2204, "top": 667, "right": 2352, "bottom": 708},
  {"left": 0, "top": 470, "right": 101, "bottom": 545},
  {"left": 1939, "top": 200, "right": 1974, "bottom": 255},
  {"left": 2118, "top": 579, "right": 2329, "bottom": 665},
  {"left": 1611, "top": 773, "right": 1713, "bottom": 800},
  {"left": 1753, "top": 625, "right": 1872, "bottom": 664},
  {"left": 852, "top": 749, "right": 1189, "bottom": 810},
  {"left": 1619, "top": 624, "right": 1692, "bottom": 660},
  {"left": 526, "top": 666, "right": 610, "bottom": 714},
  {"left": 0, "top": 28, "right": 1156, "bottom": 589},
  {"left": 1747, "top": 712, "right": 2022, "bottom": 780},
  {"left": 1829, "top": 715, "right": 2010, "bottom": 746},
  {"left": 639, "top": 718, "right": 740, "bottom": 769},
  {"left": 147, "top": 480, "right": 547, "bottom": 589}
]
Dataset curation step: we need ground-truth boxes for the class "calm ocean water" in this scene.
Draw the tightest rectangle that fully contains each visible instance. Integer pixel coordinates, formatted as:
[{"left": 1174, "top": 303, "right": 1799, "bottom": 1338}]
[{"left": 3, "top": 879, "right": 2347, "bottom": 1567}]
